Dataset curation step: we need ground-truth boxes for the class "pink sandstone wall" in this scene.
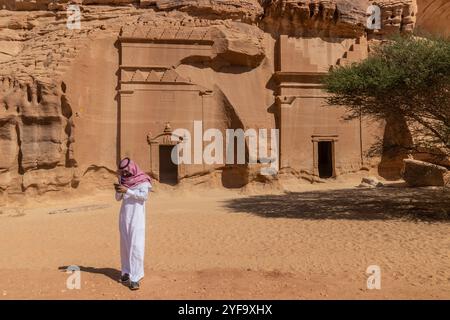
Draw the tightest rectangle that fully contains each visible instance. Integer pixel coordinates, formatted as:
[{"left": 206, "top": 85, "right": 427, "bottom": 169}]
[{"left": 0, "top": 0, "right": 449, "bottom": 198}]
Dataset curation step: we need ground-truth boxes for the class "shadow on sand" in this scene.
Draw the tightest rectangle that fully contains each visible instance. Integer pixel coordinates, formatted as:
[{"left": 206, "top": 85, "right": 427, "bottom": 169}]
[
  {"left": 58, "top": 265, "right": 121, "bottom": 282},
  {"left": 223, "top": 185, "right": 450, "bottom": 222}
]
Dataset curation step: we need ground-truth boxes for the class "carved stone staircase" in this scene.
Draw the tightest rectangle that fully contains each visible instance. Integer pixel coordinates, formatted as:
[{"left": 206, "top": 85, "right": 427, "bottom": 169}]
[{"left": 332, "top": 36, "right": 368, "bottom": 69}]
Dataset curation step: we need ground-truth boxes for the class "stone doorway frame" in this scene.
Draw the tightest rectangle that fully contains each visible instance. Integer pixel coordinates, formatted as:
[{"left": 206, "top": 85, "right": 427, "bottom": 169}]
[
  {"left": 311, "top": 134, "right": 339, "bottom": 179},
  {"left": 147, "top": 122, "right": 185, "bottom": 182}
]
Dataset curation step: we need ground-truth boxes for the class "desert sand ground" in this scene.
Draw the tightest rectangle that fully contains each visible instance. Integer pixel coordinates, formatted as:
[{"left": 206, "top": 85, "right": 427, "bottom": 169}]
[{"left": 0, "top": 180, "right": 449, "bottom": 300}]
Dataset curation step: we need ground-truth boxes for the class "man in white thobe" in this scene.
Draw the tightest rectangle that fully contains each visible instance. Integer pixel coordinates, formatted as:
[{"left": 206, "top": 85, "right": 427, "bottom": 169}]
[{"left": 115, "top": 157, "right": 152, "bottom": 290}]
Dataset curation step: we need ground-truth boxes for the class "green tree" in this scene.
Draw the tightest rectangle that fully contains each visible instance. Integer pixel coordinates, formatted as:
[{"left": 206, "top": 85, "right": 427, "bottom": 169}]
[{"left": 323, "top": 35, "right": 450, "bottom": 161}]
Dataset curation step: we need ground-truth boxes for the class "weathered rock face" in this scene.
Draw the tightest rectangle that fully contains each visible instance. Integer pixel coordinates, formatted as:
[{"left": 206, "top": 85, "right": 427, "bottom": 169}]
[
  {"left": 155, "top": 0, "right": 263, "bottom": 22},
  {"left": 1, "top": 0, "right": 134, "bottom": 11},
  {"left": 0, "top": 0, "right": 448, "bottom": 198},
  {"left": 377, "top": 0, "right": 417, "bottom": 34},
  {"left": 416, "top": 0, "right": 450, "bottom": 36},
  {"left": 260, "top": 0, "right": 368, "bottom": 37},
  {"left": 1, "top": 0, "right": 263, "bottom": 20},
  {"left": 260, "top": 0, "right": 421, "bottom": 37},
  {"left": 0, "top": 4, "right": 273, "bottom": 196},
  {"left": 402, "top": 159, "right": 450, "bottom": 187},
  {"left": 0, "top": 78, "right": 77, "bottom": 194},
  {"left": 370, "top": 0, "right": 450, "bottom": 36}
]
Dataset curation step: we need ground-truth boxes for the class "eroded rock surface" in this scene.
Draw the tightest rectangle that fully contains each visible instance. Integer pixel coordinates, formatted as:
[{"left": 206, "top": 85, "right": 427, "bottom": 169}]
[
  {"left": 260, "top": 0, "right": 368, "bottom": 37},
  {"left": 155, "top": 0, "right": 263, "bottom": 22},
  {"left": 0, "top": 0, "right": 448, "bottom": 197},
  {"left": 403, "top": 159, "right": 450, "bottom": 187},
  {"left": 416, "top": 0, "right": 450, "bottom": 36}
]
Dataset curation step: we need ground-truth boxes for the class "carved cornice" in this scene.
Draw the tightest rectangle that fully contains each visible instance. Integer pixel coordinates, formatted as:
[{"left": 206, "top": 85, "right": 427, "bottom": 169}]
[{"left": 119, "top": 25, "right": 214, "bottom": 45}]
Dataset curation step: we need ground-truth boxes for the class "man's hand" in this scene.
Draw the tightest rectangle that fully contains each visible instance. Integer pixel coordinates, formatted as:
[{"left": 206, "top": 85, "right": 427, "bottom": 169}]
[{"left": 115, "top": 184, "right": 128, "bottom": 194}]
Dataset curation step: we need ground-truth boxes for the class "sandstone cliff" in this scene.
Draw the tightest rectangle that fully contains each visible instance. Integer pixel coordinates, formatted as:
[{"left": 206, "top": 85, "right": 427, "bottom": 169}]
[
  {"left": 416, "top": 0, "right": 450, "bottom": 36},
  {"left": 0, "top": 0, "right": 448, "bottom": 197}
]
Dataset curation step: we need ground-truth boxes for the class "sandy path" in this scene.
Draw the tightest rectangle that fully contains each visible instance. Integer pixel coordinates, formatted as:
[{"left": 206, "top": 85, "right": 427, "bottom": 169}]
[{"left": 0, "top": 184, "right": 449, "bottom": 299}]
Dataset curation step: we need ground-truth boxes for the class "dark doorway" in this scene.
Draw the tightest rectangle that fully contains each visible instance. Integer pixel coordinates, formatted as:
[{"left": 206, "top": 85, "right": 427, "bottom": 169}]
[
  {"left": 318, "top": 141, "right": 333, "bottom": 179},
  {"left": 159, "top": 145, "right": 178, "bottom": 185}
]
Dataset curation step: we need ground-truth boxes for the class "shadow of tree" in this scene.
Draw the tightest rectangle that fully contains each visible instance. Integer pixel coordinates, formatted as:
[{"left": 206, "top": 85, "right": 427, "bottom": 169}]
[
  {"left": 223, "top": 186, "right": 450, "bottom": 222},
  {"left": 58, "top": 265, "right": 121, "bottom": 282}
]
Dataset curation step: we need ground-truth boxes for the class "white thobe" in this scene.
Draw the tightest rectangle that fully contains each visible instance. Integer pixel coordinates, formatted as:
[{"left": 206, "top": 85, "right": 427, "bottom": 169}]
[{"left": 115, "top": 181, "right": 152, "bottom": 282}]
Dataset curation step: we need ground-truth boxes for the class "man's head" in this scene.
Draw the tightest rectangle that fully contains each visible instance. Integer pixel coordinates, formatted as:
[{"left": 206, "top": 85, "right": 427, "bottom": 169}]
[
  {"left": 118, "top": 157, "right": 133, "bottom": 178},
  {"left": 117, "top": 157, "right": 152, "bottom": 188}
]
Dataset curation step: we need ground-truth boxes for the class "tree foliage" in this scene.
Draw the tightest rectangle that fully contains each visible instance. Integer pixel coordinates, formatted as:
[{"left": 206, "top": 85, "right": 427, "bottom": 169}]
[{"left": 323, "top": 35, "right": 450, "bottom": 159}]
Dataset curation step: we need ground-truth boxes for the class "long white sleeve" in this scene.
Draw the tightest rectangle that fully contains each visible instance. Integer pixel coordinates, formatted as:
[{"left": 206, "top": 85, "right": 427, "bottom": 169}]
[{"left": 124, "top": 182, "right": 151, "bottom": 201}]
